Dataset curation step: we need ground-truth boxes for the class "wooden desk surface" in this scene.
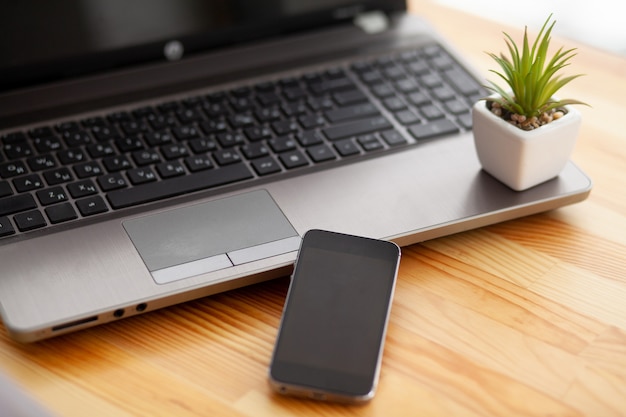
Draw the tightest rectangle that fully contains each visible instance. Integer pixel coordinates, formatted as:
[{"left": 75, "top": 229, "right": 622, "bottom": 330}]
[{"left": 2, "top": 2, "right": 625, "bottom": 416}]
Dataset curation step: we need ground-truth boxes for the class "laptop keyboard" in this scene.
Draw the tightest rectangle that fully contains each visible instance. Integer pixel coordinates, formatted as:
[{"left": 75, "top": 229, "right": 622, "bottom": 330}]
[{"left": 0, "top": 44, "right": 484, "bottom": 239}]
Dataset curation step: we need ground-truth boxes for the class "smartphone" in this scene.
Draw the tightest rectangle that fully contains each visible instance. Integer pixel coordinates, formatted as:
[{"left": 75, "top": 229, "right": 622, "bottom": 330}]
[{"left": 268, "top": 229, "right": 401, "bottom": 403}]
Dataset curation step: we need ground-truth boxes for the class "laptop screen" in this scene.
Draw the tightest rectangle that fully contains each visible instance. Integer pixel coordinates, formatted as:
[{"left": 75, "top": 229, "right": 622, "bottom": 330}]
[{"left": 0, "top": 0, "right": 405, "bottom": 93}]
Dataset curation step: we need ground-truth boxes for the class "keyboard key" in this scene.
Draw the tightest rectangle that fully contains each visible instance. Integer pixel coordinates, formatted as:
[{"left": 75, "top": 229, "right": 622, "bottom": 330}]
[
  {"left": 272, "top": 119, "right": 299, "bottom": 135},
  {"left": 255, "top": 107, "right": 282, "bottom": 122},
  {"left": 107, "top": 163, "right": 253, "bottom": 209},
  {"left": 394, "top": 78, "right": 420, "bottom": 94},
  {"left": 360, "top": 71, "right": 384, "bottom": 85},
  {"left": 371, "top": 84, "right": 395, "bottom": 98},
  {"left": 67, "top": 179, "right": 98, "bottom": 198},
  {"left": 0, "top": 181, "right": 12, "bottom": 198},
  {"left": 62, "top": 130, "right": 91, "bottom": 147},
  {"left": 13, "top": 174, "right": 44, "bottom": 193},
  {"left": 28, "top": 126, "right": 54, "bottom": 138},
  {"left": 0, "top": 194, "right": 37, "bottom": 217},
  {"left": 76, "top": 196, "right": 109, "bottom": 216},
  {"left": 97, "top": 173, "right": 128, "bottom": 191},
  {"left": 357, "top": 135, "right": 384, "bottom": 152},
  {"left": 43, "top": 167, "right": 73, "bottom": 185},
  {"left": 188, "top": 138, "right": 218, "bottom": 154},
  {"left": 407, "top": 91, "right": 430, "bottom": 106},
  {"left": 381, "top": 130, "right": 408, "bottom": 147},
  {"left": 200, "top": 119, "right": 228, "bottom": 134},
  {"left": 252, "top": 157, "right": 282, "bottom": 176},
  {"left": 81, "top": 116, "right": 106, "bottom": 127},
  {"left": 241, "top": 142, "right": 270, "bottom": 159},
  {"left": 307, "top": 144, "right": 336, "bottom": 163},
  {"left": 176, "top": 108, "right": 204, "bottom": 124},
  {"left": 382, "top": 97, "right": 407, "bottom": 111},
  {"left": 443, "top": 66, "right": 482, "bottom": 96},
  {"left": 322, "top": 116, "right": 391, "bottom": 141},
  {"left": 45, "top": 203, "right": 78, "bottom": 224},
  {"left": 27, "top": 154, "right": 57, "bottom": 171},
  {"left": 420, "top": 104, "right": 445, "bottom": 120},
  {"left": 213, "top": 149, "right": 242, "bottom": 166},
  {"left": 132, "top": 149, "right": 161, "bottom": 166},
  {"left": 107, "top": 111, "right": 132, "bottom": 123},
  {"left": 216, "top": 132, "right": 246, "bottom": 148},
  {"left": 324, "top": 103, "right": 379, "bottom": 123},
  {"left": 1, "top": 131, "right": 27, "bottom": 144},
  {"left": 408, "top": 119, "right": 459, "bottom": 140},
  {"left": 115, "top": 136, "right": 144, "bottom": 152},
  {"left": 14, "top": 210, "right": 47, "bottom": 232},
  {"left": 55, "top": 121, "right": 81, "bottom": 133},
  {"left": 309, "top": 77, "right": 355, "bottom": 95},
  {"left": 279, "top": 150, "right": 308, "bottom": 169},
  {"left": 156, "top": 162, "right": 186, "bottom": 178},
  {"left": 37, "top": 187, "right": 69, "bottom": 205},
  {"left": 33, "top": 136, "right": 63, "bottom": 153},
  {"left": 184, "top": 155, "right": 213, "bottom": 172},
  {"left": 87, "top": 142, "right": 115, "bottom": 158},
  {"left": 394, "top": 110, "right": 420, "bottom": 125},
  {"left": 444, "top": 98, "right": 470, "bottom": 115},
  {"left": 144, "top": 131, "right": 174, "bottom": 147},
  {"left": 297, "top": 114, "right": 325, "bottom": 130},
  {"left": 74, "top": 161, "right": 104, "bottom": 178},
  {"left": 420, "top": 72, "right": 443, "bottom": 89},
  {"left": 160, "top": 144, "right": 189, "bottom": 160},
  {"left": 333, "top": 89, "right": 368, "bottom": 106},
  {"left": 0, "top": 161, "right": 27, "bottom": 178},
  {"left": 334, "top": 139, "right": 360, "bottom": 157},
  {"left": 102, "top": 155, "right": 132, "bottom": 172},
  {"left": 0, "top": 216, "right": 15, "bottom": 237},
  {"left": 127, "top": 168, "right": 158, "bottom": 185},
  {"left": 457, "top": 113, "right": 473, "bottom": 130},
  {"left": 172, "top": 125, "right": 200, "bottom": 140},
  {"left": 91, "top": 125, "right": 120, "bottom": 141},
  {"left": 432, "top": 85, "right": 456, "bottom": 101},
  {"left": 296, "top": 131, "right": 324, "bottom": 147},
  {"left": 57, "top": 149, "right": 87, "bottom": 164},
  {"left": 3, "top": 142, "right": 33, "bottom": 159},
  {"left": 268, "top": 136, "right": 297, "bottom": 153},
  {"left": 244, "top": 126, "right": 272, "bottom": 141},
  {"left": 157, "top": 101, "right": 180, "bottom": 113}
]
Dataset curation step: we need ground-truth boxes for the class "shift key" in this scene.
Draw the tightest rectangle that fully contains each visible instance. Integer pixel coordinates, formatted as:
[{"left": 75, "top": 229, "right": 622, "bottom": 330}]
[
  {"left": 0, "top": 194, "right": 37, "bottom": 217},
  {"left": 322, "top": 116, "right": 391, "bottom": 141}
]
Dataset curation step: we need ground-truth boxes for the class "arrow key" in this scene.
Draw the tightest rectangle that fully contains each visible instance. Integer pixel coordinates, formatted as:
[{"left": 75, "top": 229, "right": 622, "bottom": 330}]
[
  {"left": 76, "top": 196, "right": 109, "bottom": 216},
  {"left": 14, "top": 210, "right": 47, "bottom": 232}
]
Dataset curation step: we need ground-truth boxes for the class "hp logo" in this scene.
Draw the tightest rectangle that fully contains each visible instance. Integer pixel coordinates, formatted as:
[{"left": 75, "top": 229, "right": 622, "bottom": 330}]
[{"left": 163, "top": 40, "right": 184, "bottom": 61}]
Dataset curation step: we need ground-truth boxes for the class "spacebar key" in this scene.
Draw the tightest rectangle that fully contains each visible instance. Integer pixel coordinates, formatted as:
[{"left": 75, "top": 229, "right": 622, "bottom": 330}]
[{"left": 107, "top": 163, "right": 253, "bottom": 209}]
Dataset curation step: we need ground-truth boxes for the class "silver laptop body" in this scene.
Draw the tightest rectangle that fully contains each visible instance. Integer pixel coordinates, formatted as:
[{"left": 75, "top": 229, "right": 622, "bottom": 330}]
[{"left": 0, "top": 1, "right": 591, "bottom": 342}]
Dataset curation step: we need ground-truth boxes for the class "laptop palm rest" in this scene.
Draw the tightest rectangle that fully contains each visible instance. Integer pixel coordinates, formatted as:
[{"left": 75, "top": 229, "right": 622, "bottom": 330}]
[{"left": 123, "top": 190, "right": 300, "bottom": 284}]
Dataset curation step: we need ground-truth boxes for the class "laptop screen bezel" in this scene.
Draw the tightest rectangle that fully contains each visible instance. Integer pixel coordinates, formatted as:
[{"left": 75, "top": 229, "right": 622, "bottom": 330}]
[{"left": 0, "top": 0, "right": 405, "bottom": 93}]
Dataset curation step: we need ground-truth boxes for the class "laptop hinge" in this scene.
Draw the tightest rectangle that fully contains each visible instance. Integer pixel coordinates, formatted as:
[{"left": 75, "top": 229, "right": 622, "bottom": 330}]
[{"left": 353, "top": 10, "right": 390, "bottom": 34}]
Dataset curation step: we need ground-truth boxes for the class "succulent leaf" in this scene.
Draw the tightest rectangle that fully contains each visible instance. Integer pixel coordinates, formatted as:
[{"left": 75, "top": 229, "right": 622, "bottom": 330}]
[{"left": 483, "top": 14, "right": 587, "bottom": 119}]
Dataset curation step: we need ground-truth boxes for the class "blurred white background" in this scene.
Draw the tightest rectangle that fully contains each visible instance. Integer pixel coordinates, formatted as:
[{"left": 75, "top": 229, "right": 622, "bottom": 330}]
[{"left": 434, "top": 0, "right": 626, "bottom": 56}]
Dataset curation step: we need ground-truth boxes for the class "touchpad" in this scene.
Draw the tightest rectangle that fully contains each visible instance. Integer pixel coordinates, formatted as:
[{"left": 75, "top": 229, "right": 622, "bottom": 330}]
[{"left": 123, "top": 190, "right": 300, "bottom": 284}]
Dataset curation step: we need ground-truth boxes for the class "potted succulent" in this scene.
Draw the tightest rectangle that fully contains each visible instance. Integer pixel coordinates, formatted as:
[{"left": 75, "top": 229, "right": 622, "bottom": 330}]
[{"left": 472, "top": 14, "right": 588, "bottom": 191}]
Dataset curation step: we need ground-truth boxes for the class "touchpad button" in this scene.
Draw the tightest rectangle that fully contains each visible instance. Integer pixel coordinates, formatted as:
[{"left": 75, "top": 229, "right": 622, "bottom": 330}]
[{"left": 123, "top": 190, "right": 300, "bottom": 284}]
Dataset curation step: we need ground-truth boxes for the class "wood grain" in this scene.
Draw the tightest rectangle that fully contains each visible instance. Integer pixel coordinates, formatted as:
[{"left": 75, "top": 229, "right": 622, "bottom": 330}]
[{"left": 2, "top": 1, "right": 625, "bottom": 416}]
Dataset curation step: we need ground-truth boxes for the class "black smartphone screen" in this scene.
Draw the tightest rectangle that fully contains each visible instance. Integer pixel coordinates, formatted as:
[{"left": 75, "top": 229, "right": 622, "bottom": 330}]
[{"left": 269, "top": 229, "right": 400, "bottom": 401}]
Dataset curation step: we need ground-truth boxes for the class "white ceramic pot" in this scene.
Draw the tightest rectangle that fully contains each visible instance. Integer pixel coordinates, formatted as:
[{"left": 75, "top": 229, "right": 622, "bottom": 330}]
[{"left": 472, "top": 98, "right": 582, "bottom": 191}]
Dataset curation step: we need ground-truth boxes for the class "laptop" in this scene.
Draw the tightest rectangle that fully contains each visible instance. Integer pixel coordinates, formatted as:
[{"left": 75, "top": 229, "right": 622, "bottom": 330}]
[{"left": 0, "top": 1, "right": 591, "bottom": 342}]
